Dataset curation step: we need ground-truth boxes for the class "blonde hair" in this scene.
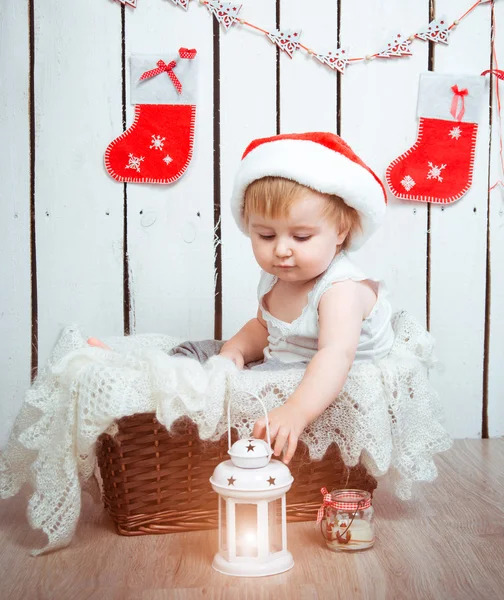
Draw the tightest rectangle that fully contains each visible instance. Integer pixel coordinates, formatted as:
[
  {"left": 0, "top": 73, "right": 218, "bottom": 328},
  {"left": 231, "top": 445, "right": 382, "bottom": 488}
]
[{"left": 243, "top": 177, "right": 361, "bottom": 251}]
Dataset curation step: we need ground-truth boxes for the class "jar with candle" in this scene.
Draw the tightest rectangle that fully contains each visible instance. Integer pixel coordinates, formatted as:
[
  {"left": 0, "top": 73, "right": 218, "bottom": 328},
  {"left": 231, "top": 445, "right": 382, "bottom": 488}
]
[{"left": 320, "top": 489, "right": 375, "bottom": 552}]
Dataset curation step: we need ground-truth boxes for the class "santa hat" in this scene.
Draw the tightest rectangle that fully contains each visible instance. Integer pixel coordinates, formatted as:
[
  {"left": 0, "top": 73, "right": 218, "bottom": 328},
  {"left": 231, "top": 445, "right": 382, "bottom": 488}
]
[{"left": 230, "top": 132, "right": 387, "bottom": 250}]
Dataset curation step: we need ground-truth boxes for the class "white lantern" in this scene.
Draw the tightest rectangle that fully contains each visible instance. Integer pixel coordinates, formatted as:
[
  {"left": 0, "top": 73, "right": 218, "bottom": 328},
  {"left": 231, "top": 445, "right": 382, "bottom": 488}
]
[{"left": 210, "top": 396, "right": 294, "bottom": 577}]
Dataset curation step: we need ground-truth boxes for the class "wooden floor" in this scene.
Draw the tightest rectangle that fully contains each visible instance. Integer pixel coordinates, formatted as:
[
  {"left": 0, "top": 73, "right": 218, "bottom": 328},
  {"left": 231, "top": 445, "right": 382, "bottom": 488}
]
[{"left": 1, "top": 439, "right": 503, "bottom": 600}]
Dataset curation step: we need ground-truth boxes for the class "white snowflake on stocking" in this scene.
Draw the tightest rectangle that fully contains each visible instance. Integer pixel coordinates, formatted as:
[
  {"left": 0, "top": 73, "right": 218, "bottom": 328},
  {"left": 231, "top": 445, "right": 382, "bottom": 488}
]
[
  {"left": 168, "top": 0, "right": 190, "bottom": 10},
  {"left": 449, "top": 126, "right": 462, "bottom": 140},
  {"left": 163, "top": 154, "right": 173, "bottom": 166},
  {"left": 427, "top": 162, "right": 446, "bottom": 182},
  {"left": 267, "top": 29, "right": 302, "bottom": 59},
  {"left": 314, "top": 48, "right": 349, "bottom": 74},
  {"left": 377, "top": 33, "right": 412, "bottom": 58},
  {"left": 401, "top": 175, "right": 416, "bottom": 191},
  {"left": 125, "top": 153, "right": 144, "bottom": 173},
  {"left": 150, "top": 135, "right": 165, "bottom": 151},
  {"left": 416, "top": 18, "right": 450, "bottom": 44},
  {"left": 206, "top": 1, "right": 242, "bottom": 32}
]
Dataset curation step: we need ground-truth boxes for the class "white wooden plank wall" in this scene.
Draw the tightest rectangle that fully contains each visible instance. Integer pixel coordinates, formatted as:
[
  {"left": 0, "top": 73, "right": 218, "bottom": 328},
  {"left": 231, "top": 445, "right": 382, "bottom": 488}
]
[
  {"left": 430, "top": 0, "right": 491, "bottom": 438},
  {"left": 34, "top": 0, "right": 125, "bottom": 371},
  {"left": 126, "top": 3, "right": 215, "bottom": 339},
  {"left": 1, "top": 0, "right": 503, "bottom": 449},
  {"left": 0, "top": 3, "right": 32, "bottom": 448},
  {"left": 488, "top": 0, "right": 504, "bottom": 438}
]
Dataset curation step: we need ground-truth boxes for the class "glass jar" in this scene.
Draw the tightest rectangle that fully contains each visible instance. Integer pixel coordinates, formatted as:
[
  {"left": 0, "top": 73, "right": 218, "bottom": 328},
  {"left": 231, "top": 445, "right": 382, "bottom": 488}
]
[{"left": 322, "top": 489, "right": 375, "bottom": 552}]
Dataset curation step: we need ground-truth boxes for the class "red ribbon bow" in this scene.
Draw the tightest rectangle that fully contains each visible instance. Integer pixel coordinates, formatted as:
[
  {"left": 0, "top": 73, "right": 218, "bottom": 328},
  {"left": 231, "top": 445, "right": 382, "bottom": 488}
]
[
  {"left": 481, "top": 69, "right": 504, "bottom": 80},
  {"left": 316, "top": 487, "right": 339, "bottom": 524},
  {"left": 450, "top": 85, "right": 469, "bottom": 122},
  {"left": 139, "top": 49, "right": 197, "bottom": 94},
  {"left": 140, "top": 59, "right": 182, "bottom": 94}
]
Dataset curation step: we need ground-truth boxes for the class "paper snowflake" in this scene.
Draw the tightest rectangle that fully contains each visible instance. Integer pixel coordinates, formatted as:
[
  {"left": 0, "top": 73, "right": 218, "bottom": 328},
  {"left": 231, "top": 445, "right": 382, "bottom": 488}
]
[
  {"left": 114, "top": 0, "right": 137, "bottom": 7},
  {"left": 449, "top": 126, "right": 462, "bottom": 140},
  {"left": 125, "top": 153, "right": 144, "bottom": 173},
  {"left": 314, "top": 48, "right": 349, "bottom": 74},
  {"left": 267, "top": 29, "right": 302, "bottom": 58},
  {"left": 416, "top": 18, "right": 450, "bottom": 44},
  {"left": 168, "top": 0, "right": 190, "bottom": 10},
  {"left": 150, "top": 135, "right": 165, "bottom": 151},
  {"left": 401, "top": 175, "right": 416, "bottom": 191},
  {"left": 206, "top": 1, "right": 242, "bottom": 32},
  {"left": 427, "top": 162, "right": 446, "bottom": 182},
  {"left": 377, "top": 33, "right": 412, "bottom": 58}
]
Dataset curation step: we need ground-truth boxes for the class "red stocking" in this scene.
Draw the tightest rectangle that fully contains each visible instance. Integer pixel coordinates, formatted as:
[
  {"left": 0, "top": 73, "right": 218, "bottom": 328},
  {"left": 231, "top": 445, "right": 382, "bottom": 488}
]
[
  {"left": 386, "top": 73, "right": 486, "bottom": 204},
  {"left": 105, "top": 48, "right": 197, "bottom": 184}
]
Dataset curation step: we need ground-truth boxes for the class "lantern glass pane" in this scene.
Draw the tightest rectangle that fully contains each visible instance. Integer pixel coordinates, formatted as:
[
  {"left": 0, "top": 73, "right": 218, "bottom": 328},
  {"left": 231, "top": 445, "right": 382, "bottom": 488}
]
[
  {"left": 235, "top": 503, "right": 258, "bottom": 558},
  {"left": 219, "top": 496, "right": 227, "bottom": 554},
  {"left": 268, "top": 498, "right": 282, "bottom": 553}
]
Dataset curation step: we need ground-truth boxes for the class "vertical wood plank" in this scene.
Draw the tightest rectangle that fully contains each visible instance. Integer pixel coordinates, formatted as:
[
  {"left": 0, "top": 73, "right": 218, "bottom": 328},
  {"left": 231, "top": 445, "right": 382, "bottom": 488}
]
[
  {"left": 279, "top": 0, "right": 338, "bottom": 134},
  {"left": 220, "top": 1, "right": 277, "bottom": 339},
  {"left": 488, "top": 1, "right": 504, "bottom": 438},
  {"left": 340, "top": 1, "right": 429, "bottom": 321},
  {"left": 0, "top": 3, "right": 31, "bottom": 447},
  {"left": 430, "top": 1, "right": 491, "bottom": 437},
  {"left": 34, "top": 0, "right": 124, "bottom": 366},
  {"left": 125, "top": 0, "right": 215, "bottom": 340}
]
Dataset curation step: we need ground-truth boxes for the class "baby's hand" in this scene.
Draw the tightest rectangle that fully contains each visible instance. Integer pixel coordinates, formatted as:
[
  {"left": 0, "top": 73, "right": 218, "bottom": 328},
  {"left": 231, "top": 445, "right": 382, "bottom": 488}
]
[
  {"left": 253, "top": 403, "right": 308, "bottom": 465},
  {"left": 219, "top": 347, "right": 245, "bottom": 369}
]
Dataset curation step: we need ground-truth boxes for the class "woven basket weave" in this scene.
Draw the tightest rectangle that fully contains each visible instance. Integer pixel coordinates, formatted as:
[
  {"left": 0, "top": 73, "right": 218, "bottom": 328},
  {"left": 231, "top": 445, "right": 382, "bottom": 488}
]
[{"left": 97, "top": 413, "right": 377, "bottom": 535}]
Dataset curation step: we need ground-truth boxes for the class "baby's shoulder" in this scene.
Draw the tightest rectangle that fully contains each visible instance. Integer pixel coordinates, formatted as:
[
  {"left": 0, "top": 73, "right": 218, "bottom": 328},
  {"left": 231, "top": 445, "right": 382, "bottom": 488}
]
[
  {"left": 318, "top": 277, "right": 378, "bottom": 321},
  {"left": 257, "top": 269, "right": 276, "bottom": 300},
  {"left": 321, "top": 252, "right": 367, "bottom": 282}
]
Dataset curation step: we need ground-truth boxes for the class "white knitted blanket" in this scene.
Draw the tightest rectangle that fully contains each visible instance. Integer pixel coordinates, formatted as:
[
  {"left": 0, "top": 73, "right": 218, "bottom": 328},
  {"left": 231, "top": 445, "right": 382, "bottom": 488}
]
[{"left": 0, "top": 311, "right": 452, "bottom": 555}]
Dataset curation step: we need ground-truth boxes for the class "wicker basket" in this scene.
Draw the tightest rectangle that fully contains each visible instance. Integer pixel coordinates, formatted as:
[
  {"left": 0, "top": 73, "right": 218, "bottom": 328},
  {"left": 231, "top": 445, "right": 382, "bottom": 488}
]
[{"left": 97, "top": 413, "right": 377, "bottom": 535}]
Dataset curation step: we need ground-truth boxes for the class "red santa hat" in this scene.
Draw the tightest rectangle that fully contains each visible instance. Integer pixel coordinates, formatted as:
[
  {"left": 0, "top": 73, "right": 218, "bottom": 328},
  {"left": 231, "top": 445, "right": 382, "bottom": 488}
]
[{"left": 230, "top": 132, "right": 387, "bottom": 250}]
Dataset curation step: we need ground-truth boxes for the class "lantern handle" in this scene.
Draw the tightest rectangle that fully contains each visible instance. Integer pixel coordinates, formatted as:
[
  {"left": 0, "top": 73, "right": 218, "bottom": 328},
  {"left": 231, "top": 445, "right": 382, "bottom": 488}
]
[{"left": 227, "top": 392, "right": 272, "bottom": 454}]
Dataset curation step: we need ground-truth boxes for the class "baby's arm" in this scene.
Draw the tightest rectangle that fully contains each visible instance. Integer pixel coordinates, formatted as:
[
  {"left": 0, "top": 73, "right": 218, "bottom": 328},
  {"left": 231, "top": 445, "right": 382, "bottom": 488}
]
[
  {"left": 219, "top": 308, "right": 269, "bottom": 369},
  {"left": 253, "top": 280, "right": 366, "bottom": 463}
]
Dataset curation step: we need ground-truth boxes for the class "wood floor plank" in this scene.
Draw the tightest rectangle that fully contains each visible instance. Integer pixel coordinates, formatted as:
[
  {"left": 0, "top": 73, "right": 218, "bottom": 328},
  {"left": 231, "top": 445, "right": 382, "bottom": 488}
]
[{"left": 1, "top": 440, "right": 503, "bottom": 599}]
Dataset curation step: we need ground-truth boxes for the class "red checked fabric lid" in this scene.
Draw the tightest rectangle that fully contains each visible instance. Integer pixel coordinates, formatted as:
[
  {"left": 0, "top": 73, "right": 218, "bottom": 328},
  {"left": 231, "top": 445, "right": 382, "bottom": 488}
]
[
  {"left": 331, "top": 489, "right": 372, "bottom": 511},
  {"left": 230, "top": 132, "right": 387, "bottom": 251}
]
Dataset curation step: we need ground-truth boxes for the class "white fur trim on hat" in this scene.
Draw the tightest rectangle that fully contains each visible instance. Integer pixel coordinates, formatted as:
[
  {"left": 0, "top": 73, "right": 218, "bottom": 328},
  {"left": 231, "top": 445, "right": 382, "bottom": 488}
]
[{"left": 230, "top": 137, "right": 386, "bottom": 250}]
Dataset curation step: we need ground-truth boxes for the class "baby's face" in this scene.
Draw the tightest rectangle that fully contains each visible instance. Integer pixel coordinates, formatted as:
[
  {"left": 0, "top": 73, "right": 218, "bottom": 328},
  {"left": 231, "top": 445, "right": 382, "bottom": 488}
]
[{"left": 247, "top": 189, "right": 346, "bottom": 284}]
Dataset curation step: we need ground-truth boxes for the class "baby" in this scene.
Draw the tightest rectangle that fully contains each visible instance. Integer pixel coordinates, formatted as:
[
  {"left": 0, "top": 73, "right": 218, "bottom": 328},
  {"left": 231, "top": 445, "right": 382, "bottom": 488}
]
[
  {"left": 219, "top": 132, "right": 393, "bottom": 464},
  {"left": 89, "top": 132, "right": 399, "bottom": 465}
]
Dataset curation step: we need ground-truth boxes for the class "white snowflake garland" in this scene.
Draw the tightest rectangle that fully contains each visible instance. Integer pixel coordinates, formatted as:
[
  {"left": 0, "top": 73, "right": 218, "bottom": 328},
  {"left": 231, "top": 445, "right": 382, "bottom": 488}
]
[
  {"left": 168, "top": 0, "right": 191, "bottom": 10},
  {"left": 449, "top": 126, "right": 462, "bottom": 140},
  {"left": 427, "top": 162, "right": 446, "bottom": 182},
  {"left": 314, "top": 48, "right": 349, "bottom": 75},
  {"left": 416, "top": 18, "right": 450, "bottom": 44},
  {"left": 125, "top": 153, "right": 144, "bottom": 173},
  {"left": 160, "top": 0, "right": 492, "bottom": 74},
  {"left": 401, "top": 175, "right": 416, "bottom": 191},
  {"left": 377, "top": 33, "right": 412, "bottom": 58},
  {"left": 267, "top": 29, "right": 302, "bottom": 59},
  {"left": 114, "top": 0, "right": 137, "bottom": 7},
  {"left": 206, "top": 1, "right": 242, "bottom": 32},
  {"left": 150, "top": 135, "right": 165, "bottom": 151}
]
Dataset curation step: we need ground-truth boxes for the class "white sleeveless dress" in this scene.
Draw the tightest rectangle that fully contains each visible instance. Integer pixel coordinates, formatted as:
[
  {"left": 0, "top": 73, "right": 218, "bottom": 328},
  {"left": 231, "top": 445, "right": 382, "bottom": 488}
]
[
  {"left": 257, "top": 252, "right": 394, "bottom": 365},
  {"left": 250, "top": 252, "right": 451, "bottom": 500}
]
